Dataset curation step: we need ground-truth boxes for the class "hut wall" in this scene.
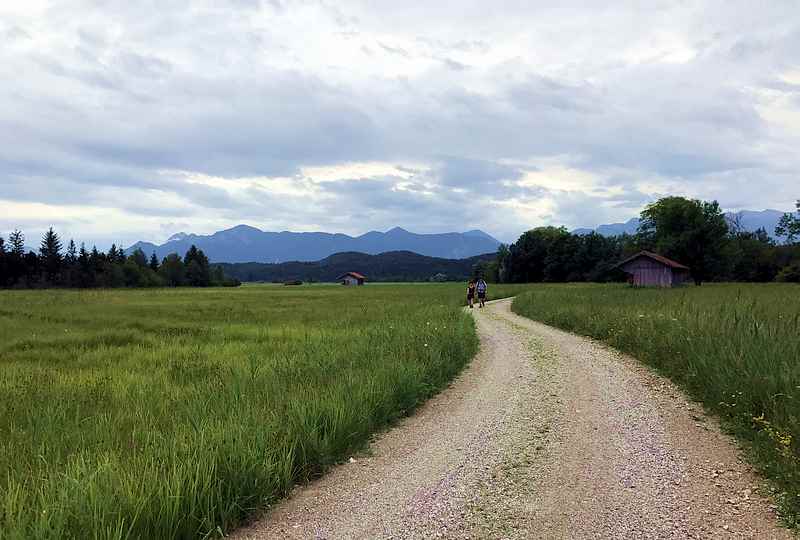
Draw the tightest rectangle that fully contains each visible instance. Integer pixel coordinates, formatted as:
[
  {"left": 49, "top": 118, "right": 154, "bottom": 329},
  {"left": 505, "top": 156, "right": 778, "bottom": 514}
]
[
  {"left": 671, "top": 271, "right": 689, "bottom": 286},
  {"left": 622, "top": 258, "right": 674, "bottom": 287}
]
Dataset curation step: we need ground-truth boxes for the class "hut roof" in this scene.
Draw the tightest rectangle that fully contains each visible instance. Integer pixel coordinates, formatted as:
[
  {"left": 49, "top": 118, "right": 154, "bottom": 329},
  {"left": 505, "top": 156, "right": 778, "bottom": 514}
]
[
  {"left": 337, "top": 271, "right": 366, "bottom": 280},
  {"left": 618, "top": 251, "right": 690, "bottom": 271}
]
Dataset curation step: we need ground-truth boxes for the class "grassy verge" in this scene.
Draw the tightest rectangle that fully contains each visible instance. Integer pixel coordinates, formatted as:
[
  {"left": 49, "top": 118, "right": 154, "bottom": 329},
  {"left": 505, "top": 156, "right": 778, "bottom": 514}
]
[
  {"left": 0, "top": 283, "right": 513, "bottom": 539},
  {"left": 511, "top": 283, "right": 800, "bottom": 524}
]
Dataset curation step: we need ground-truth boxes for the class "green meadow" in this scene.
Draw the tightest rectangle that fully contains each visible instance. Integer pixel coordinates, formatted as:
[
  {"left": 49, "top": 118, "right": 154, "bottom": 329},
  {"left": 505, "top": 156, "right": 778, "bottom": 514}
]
[
  {"left": 512, "top": 283, "right": 800, "bottom": 523},
  {"left": 4, "top": 282, "right": 798, "bottom": 537},
  {"left": 0, "top": 283, "right": 523, "bottom": 539}
]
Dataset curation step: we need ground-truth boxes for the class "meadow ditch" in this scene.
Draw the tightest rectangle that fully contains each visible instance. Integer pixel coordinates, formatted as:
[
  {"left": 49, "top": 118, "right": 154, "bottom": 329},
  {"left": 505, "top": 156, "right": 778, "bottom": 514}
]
[
  {"left": 0, "top": 283, "right": 526, "bottom": 539},
  {"left": 512, "top": 283, "right": 800, "bottom": 524}
]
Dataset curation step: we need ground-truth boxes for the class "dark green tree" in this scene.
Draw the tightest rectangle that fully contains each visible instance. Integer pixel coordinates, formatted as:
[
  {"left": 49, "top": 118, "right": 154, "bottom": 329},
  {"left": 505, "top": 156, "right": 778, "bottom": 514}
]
[
  {"left": 638, "top": 197, "right": 729, "bottom": 285},
  {"left": 122, "top": 259, "right": 145, "bottom": 287},
  {"left": 776, "top": 200, "right": 800, "bottom": 243},
  {"left": 159, "top": 253, "right": 186, "bottom": 286},
  {"left": 149, "top": 252, "right": 160, "bottom": 272},
  {"left": 65, "top": 240, "right": 77, "bottom": 265},
  {"left": 505, "top": 227, "right": 573, "bottom": 283},
  {"left": 0, "top": 236, "right": 6, "bottom": 287},
  {"left": 496, "top": 244, "right": 511, "bottom": 283},
  {"left": 129, "top": 248, "right": 148, "bottom": 268},
  {"left": 39, "top": 227, "right": 63, "bottom": 285},
  {"left": 77, "top": 243, "right": 94, "bottom": 287},
  {"left": 8, "top": 230, "right": 25, "bottom": 256},
  {"left": 728, "top": 229, "right": 779, "bottom": 282},
  {"left": 184, "top": 245, "right": 211, "bottom": 286},
  {"left": 211, "top": 265, "right": 226, "bottom": 286}
]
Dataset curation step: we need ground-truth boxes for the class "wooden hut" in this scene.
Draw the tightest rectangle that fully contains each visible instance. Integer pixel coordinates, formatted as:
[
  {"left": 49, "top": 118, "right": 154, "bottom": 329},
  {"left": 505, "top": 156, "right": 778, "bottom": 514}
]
[
  {"left": 338, "top": 271, "right": 366, "bottom": 286},
  {"left": 618, "top": 251, "right": 690, "bottom": 288}
]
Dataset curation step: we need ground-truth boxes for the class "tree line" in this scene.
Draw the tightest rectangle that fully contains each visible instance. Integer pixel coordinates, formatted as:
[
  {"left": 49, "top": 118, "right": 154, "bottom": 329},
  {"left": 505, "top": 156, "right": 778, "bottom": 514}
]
[
  {"left": 476, "top": 196, "right": 800, "bottom": 285},
  {"left": 0, "top": 228, "right": 240, "bottom": 289}
]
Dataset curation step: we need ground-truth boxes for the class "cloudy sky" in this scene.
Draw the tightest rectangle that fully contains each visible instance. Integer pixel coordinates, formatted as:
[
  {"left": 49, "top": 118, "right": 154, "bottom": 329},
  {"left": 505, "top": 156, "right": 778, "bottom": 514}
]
[{"left": 1, "top": 1, "right": 799, "bottom": 247}]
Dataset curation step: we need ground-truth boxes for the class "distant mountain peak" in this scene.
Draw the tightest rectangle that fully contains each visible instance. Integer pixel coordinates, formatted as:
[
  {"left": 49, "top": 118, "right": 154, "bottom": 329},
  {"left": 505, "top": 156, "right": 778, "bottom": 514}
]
[
  {"left": 386, "top": 226, "right": 410, "bottom": 234},
  {"left": 463, "top": 229, "right": 496, "bottom": 240},
  {"left": 166, "top": 232, "right": 189, "bottom": 242},
  {"left": 223, "top": 224, "right": 263, "bottom": 234}
]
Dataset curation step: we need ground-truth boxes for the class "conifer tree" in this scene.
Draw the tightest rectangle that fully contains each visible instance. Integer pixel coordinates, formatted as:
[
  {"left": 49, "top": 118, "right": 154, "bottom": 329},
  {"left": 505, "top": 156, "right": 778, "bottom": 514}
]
[
  {"left": 78, "top": 243, "right": 92, "bottom": 287},
  {"left": 39, "top": 227, "right": 63, "bottom": 285},
  {"left": 6, "top": 230, "right": 25, "bottom": 286},
  {"left": 65, "top": 240, "right": 78, "bottom": 264},
  {"left": 8, "top": 229, "right": 25, "bottom": 256},
  {"left": 184, "top": 245, "right": 211, "bottom": 286},
  {"left": 0, "top": 236, "right": 6, "bottom": 287},
  {"left": 149, "top": 252, "right": 159, "bottom": 272},
  {"left": 130, "top": 248, "right": 148, "bottom": 268},
  {"left": 159, "top": 253, "right": 186, "bottom": 286}
]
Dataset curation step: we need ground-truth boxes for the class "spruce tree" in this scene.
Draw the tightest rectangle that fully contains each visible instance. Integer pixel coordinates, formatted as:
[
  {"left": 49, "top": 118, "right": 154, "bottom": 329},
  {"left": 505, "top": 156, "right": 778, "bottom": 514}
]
[
  {"left": 184, "top": 245, "right": 211, "bottom": 286},
  {"left": 78, "top": 243, "right": 92, "bottom": 287},
  {"left": 159, "top": 254, "right": 186, "bottom": 286},
  {"left": 130, "top": 248, "right": 148, "bottom": 268},
  {"left": 149, "top": 252, "right": 159, "bottom": 272},
  {"left": 65, "top": 240, "right": 77, "bottom": 264},
  {"left": 7, "top": 230, "right": 25, "bottom": 286},
  {"left": 0, "top": 236, "right": 6, "bottom": 287},
  {"left": 9, "top": 230, "right": 25, "bottom": 256},
  {"left": 39, "top": 227, "right": 63, "bottom": 285}
]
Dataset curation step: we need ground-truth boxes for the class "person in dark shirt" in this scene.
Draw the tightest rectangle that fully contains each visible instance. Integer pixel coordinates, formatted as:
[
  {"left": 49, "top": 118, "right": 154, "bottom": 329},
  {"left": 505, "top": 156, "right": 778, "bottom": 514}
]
[{"left": 466, "top": 279, "right": 476, "bottom": 308}]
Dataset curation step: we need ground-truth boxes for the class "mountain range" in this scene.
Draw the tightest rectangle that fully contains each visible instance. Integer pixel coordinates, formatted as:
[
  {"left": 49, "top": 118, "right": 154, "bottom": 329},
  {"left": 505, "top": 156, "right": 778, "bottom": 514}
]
[
  {"left": 128, "top": 226, "right": 501, "bottom": 263},
  {"left": 573, "top": 209, "right": 789, "bottom": 239}
]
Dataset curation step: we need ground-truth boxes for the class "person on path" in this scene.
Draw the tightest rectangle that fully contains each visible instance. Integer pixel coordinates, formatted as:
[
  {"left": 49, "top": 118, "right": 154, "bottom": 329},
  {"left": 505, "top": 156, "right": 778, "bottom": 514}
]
[
  {"left": 466, "top": 279, "right": 476, "bottom": 309},
  {"left": 476, "top": 277, "right": 487, "bottom": 308}
]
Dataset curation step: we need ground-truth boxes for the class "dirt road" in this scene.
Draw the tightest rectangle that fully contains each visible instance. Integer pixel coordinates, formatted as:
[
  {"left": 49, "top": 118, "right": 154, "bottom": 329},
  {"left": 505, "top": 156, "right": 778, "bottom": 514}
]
[{"left": 234, "top": 298, "right": 791, "bottom": 539}]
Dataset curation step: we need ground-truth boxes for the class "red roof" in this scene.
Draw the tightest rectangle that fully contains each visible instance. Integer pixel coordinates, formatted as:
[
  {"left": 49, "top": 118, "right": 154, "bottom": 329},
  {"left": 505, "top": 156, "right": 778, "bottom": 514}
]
[
  {"left": 338, "top": 271, "right": 366, "bottom": 280},
  {"left": 618, "top": 251, "right": 690, "bottom": 270}
]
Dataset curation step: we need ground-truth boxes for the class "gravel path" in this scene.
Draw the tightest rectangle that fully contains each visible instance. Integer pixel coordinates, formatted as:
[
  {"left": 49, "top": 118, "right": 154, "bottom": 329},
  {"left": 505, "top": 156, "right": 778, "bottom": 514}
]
[{"left": 233, "top": 298, "right": 792, "bottom": 539}]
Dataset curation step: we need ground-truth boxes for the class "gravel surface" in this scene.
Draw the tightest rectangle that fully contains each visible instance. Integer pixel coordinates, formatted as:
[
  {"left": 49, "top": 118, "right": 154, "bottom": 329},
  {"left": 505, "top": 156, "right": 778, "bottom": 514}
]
[{"left": 233, "top": 298, "right": 792, "bottom": 539}]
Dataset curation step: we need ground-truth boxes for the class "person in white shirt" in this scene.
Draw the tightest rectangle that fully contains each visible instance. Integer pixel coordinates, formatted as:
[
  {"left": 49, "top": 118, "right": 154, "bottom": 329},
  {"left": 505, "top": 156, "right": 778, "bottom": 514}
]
[{"left": 476, "top": 277, "right": 487, "bottom": 308}]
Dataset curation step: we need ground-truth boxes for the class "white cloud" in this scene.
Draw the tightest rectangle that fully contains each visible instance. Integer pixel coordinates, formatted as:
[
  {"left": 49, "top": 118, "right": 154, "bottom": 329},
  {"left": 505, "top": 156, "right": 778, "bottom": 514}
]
[{"left": 0, "top": 0, "right": 798, "bottom": 248}]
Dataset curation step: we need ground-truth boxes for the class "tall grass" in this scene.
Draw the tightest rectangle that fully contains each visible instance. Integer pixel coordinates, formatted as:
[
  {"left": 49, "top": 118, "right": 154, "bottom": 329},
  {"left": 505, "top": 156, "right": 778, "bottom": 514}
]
[
  {"left": 512, "top": 283, "right": 800, "bottom": 523},
  {"left": 0, "top": 283, "right": 523, "bottom": 539}
]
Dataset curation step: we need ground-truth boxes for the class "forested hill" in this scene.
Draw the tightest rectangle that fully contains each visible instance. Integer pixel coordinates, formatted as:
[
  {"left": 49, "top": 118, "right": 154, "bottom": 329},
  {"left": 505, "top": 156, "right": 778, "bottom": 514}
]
[{"left": 217, "top": 251, "right": 495, "bottom": 283}]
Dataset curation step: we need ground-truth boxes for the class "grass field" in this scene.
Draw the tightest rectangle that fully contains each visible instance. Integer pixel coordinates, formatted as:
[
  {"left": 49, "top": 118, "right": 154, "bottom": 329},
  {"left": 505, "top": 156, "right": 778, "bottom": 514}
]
[
  {"left": 0, "top": 283, "right": 526, "bottom": 539},
  {"left": 512, "top": 283, "right": 800, "bottom": 523}
]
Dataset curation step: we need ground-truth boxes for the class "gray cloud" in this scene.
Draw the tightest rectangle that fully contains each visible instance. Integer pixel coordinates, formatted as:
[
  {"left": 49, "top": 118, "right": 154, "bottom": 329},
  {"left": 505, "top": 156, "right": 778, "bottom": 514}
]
[{"left": 0, "top": 0, "right": 798, "bottom": 247}]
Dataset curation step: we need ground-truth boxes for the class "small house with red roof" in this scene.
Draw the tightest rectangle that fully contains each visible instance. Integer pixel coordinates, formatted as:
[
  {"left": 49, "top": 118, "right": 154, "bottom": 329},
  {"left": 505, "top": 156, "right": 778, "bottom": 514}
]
[
  {"left": 338, "top": 271, "right": 366, "bottom": 286},
  {"left": 618, "top": 251, "right": 690, "bottom": 288}
]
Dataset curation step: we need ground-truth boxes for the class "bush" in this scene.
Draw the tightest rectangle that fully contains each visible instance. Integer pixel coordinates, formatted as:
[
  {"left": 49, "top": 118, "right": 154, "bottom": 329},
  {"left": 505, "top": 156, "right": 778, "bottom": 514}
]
[{"left": 776, "top": 264, "right": 800, "bottom": 283}]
